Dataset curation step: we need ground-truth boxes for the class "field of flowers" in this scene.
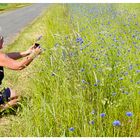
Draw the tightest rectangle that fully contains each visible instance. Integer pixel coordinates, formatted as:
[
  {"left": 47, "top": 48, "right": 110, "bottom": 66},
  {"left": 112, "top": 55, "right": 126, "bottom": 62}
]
[{"left": 0, "top": 3, "right": 140, "bottom": 137}]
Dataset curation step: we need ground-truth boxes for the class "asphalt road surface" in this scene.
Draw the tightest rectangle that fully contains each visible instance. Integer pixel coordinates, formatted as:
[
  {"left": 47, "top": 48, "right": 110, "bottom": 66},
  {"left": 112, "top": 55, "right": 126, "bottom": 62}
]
[{"left": 0, "top": 4, "right": 49, "bottom": 45}]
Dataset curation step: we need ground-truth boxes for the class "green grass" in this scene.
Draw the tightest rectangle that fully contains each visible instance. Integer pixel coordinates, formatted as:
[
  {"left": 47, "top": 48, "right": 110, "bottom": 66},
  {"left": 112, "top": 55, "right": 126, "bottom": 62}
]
[
  {"left": 0, "top": 3, "right": 31, "bottom": 12},
  {"left": 0, "top": 3, "right": 140, "bottom": 137}
]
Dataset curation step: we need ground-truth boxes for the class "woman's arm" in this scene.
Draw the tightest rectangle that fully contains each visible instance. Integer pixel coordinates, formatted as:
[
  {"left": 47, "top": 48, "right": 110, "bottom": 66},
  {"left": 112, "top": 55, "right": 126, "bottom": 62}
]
[
  {"left": 0, "top": 47, "right": 41, "bottom": 70},
  {"left": 6, "top": 51, "right": 30, "bottom": 60},
  {"left": 6, "top": 44, "right": 36, "bottom": 60}
]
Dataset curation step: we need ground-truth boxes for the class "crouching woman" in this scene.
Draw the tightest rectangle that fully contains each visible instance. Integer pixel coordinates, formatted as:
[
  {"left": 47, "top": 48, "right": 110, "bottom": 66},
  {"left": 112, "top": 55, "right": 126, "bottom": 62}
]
[{"left": 0, "top": 36, "right": 42, "bottom": 110}]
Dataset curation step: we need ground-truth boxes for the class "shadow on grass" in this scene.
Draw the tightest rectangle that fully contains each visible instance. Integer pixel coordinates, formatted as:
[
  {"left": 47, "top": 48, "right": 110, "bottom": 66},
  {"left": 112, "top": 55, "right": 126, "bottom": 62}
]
[{"left": 0, "top": 95, "right": 30, "bottom": 118}]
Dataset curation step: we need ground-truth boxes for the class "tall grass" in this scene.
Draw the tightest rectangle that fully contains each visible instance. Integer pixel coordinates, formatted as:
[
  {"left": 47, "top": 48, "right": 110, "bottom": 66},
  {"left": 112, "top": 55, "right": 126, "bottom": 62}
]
[
  {"left": 0, "top": 3, "right": 31, "bottom": 12},
  {"left": 0, "top": 3, "right": 140, "bottom": 136}
]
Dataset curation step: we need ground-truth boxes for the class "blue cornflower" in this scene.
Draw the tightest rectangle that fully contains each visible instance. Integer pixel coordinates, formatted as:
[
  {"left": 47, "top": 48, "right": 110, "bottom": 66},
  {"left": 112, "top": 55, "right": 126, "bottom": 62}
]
[
  {"left": 113, "top": 120, "right": 121, "bottom": 126},
  {"left": 76, "top": 37, "right": 84, "bottom": 44},
  {"left": 89, "top": 120, "right": 94, "bottom": 125},
  {"left": 128, "top": 49, "right": 131, "bottom": 52},
  {"left": 122, "top": 41, "right": 125, "bottom": 44},
  {"left": 124, "top": 72, "right": 128, "bottom": 76},
  {"left": 51, "top": 72, "right": 56, "bottom": 76},
  {"left": 93, "top": 64, "right": 97, "bottom": 68},
  {"left": 136, "top": 70, "right": 140, "bottom": 73},
  {"left": 37, "top": 35, "right": 42, "bottom": 41},
  {"left": 112, "top": 92, "right": 117, "bottom": 96},
  {"left": 113, "top": 38, "right": 117, "bottom": 42},
  {"left": 108, "top": 21, "right": 110, "bottom": 25},
  {"left": 129, "top": 64, "right": 133, "bottom": 70},
  {"left": 69, "top": 52, "right": 74, "bottom": 57},
  {"left": 69, "top": 127, "right": 74, "bottom": 132},
  {"left": 82, "top": 79, "right": 86, "bottom": 84},
  {"left": 80, "top": 68, "right": 85, "bottom": 72},
  {"left": 119, "top": 77, "right": 123, "bottom": 80},
  {"left": 124, "top": 91, "right": 129, "bottom": 95},
  {"left": 91, "top": 110, "right": 95, "bottom": 115},
  {"left": 54, "top": 43, "right": 59, "bottom": 47},
  {"left": 126, "top": 112, "right": 133, "bottom": 117},
  {"left": 100, "top": 113, "right": 106, "bottom": 118},
  {"left": 94, "top": 83, "right": 98, "bottom": 87}
]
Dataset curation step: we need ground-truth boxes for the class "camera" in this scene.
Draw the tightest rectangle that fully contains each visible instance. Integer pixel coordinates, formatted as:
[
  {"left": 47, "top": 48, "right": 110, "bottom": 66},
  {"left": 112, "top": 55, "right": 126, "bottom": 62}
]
[{"left": 34, "top": 43, "right": 40, "bottom": 48}]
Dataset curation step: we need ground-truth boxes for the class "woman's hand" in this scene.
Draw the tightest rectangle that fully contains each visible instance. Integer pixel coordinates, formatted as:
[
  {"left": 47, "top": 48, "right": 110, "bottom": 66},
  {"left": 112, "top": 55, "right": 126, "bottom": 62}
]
[
  {"left": 26, "top": 43, "right": 42, "bottom": 55},
  {"left": 28, "top": 46, "right": 42, "bottom": 60},
  {"left": 26, "top": 44, "right": 36, "bottom": 55},
  {"left": 33, "top": 46, "right": 42, "bottom": 56}
]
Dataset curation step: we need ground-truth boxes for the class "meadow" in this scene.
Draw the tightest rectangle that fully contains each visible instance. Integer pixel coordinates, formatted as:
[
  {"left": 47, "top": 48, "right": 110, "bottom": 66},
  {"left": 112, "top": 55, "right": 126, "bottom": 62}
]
[{"left": 0, "top": 3, "right": 140, "bottom": 137}]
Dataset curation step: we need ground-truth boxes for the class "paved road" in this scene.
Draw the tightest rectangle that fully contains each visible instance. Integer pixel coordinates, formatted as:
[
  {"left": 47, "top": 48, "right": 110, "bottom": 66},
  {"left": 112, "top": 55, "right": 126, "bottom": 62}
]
[{"left": 0, "top": 4, "right": 49, "bottom": 45}]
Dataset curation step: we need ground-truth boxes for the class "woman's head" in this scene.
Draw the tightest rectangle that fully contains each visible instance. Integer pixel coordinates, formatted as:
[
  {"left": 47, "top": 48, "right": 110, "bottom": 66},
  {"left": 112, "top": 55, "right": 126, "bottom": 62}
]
[{"left": 0, "top": 36, "right": 4, "bottom": 49}]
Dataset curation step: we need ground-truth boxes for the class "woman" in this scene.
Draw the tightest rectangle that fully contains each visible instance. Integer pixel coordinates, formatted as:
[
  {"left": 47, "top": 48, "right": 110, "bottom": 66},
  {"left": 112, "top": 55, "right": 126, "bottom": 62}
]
[{"left": 0, "top": 36, "right": 42, "bottom": 110}]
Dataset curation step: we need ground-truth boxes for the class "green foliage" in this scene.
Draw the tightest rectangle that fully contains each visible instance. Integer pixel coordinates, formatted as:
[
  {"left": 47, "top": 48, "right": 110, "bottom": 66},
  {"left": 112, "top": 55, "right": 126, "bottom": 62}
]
[{"left": 0, "top": 3, "right": 30, "bottom": 12}]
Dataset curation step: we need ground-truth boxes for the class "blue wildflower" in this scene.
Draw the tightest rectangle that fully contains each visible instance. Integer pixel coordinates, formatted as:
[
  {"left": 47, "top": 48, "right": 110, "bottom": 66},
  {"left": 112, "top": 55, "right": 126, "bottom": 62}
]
[
  {"left": 91, "top": 110, "right": 95, "bottom": 115},
  {"left": 54, "top": 43, "right": 59, "bottom": 47},
  {"left": 69, "top": 52, "right": 74, "bottom": 57},
  {"left": 95, "top": 58, "right": 99, "bottom": 61},
  {"left": 94, "top": 83, "right": 98, "bottom": 87},
  {"left": 69, "top": 127, "right": 74, "bottom": 132},
  {"left": 37, "top": 35, "right": 42, "bottom": 41},
  {"left": 82, "top": 79, "right": 86, "bottom": 84},
  {"left": 93, "top": 64, "right": 97, "bottom": 68},
  {"left": 136, "top": 70, "right": 140, "bottom": 73},
  {"left": 89, "top": 120, "right": 94, "bottom": 125},
  {"left": 122, "top": 41, "right": 125, "bottom": 44},
  {"left": 51, "top": 72, "right": 56, "bottom": 76},
  {"left": 126, "top": 112, "right": 133, "bottom": 117},
  {"left": 128, "top": 49, "right": 131, "bottom": 52},
  {"left": 113, "top": 120, "right": 121, "bottom": 126},
  {"left": 119, "top": 77, "right": 123, "bottom": 80},
  {"left": 112, "top": 92, "right": 117, "bottom": 96},
  {"left": 124, "top": 91, "right": 129, "bottom": 95},
  {"left": 124, "top": 72, "right": 128, "bottom": 76},
  {"left": 129, "top": 64, "right": 133, "bottom": 70},
  {"left": 62, "top": 51, "right": 66, "bottom": 60},
  {"left": 100, "top": 113, "right": 106, "bottom": 118},
  {"left": 108, "top": 21, "right": 110, "bottom": 25},
  {"left": 80, "top": 68, "right": 85, "bottom": 72},
  {"left": 113, "top": 38, "right": 117, "bottom": 42},
  {"left": 76, "top": 37, "right": 84, "bottom": 44}
]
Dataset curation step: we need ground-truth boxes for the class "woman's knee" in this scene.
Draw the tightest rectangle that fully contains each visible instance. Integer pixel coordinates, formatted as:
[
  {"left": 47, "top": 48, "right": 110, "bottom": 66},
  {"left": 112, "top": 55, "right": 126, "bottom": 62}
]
[{"left": 9, "top": 88, "right": 19, "bottom": 99}]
